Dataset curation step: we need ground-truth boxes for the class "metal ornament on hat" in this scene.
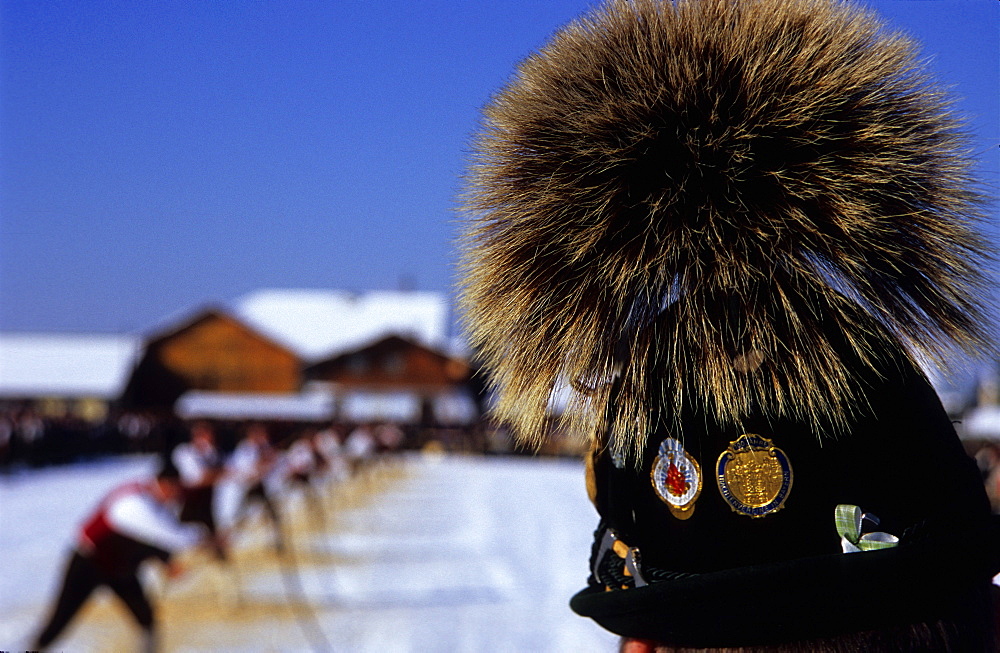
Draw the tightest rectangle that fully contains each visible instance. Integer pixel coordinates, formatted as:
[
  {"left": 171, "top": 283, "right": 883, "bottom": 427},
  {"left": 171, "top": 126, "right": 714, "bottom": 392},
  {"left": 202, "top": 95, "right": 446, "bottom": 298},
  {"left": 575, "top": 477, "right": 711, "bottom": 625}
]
[
  {"left": 834, "top": 504, "right": 899, "bottom": 553},
  {"left": 651, "top": 438, "right": 702, "bottom": 519},
  {"left": 716, "top": 434, "right": 793, "bottom": 518}
]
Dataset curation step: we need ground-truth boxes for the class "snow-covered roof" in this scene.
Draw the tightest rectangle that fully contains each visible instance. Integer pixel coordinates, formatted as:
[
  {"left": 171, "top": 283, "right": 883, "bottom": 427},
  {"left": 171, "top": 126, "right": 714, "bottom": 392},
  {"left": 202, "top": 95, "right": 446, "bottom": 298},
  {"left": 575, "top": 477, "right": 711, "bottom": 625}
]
[
  {"left": 233, "top": 289, "right": 450, "bottom": 361},
  {"left": 176, "top": 388, "right": 477, "bottom": 425},
  {"left": 175, "top": 390, "right": 336, "bottom": 421},
  {"left": 0, "top": 333, "right": 142, "bottom": 399}
]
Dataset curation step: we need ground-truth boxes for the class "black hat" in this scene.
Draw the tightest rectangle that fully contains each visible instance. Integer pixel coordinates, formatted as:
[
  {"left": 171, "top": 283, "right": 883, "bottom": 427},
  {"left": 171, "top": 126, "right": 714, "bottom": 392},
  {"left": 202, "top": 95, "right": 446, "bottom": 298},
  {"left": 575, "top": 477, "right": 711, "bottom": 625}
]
[
  {"left": 459, "top": 0, "right": 1000, "bottom": 647},
  {"left": 570, "top": 324, "right": 1000, "bottom": 646}
]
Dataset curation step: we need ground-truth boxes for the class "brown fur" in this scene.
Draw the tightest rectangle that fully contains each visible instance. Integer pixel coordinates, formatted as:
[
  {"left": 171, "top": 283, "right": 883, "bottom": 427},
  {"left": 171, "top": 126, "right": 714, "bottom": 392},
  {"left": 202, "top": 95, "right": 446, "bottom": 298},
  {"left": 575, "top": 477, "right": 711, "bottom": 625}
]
[{"left": 459, "top": 0, "right": 996, "bottom": 457}]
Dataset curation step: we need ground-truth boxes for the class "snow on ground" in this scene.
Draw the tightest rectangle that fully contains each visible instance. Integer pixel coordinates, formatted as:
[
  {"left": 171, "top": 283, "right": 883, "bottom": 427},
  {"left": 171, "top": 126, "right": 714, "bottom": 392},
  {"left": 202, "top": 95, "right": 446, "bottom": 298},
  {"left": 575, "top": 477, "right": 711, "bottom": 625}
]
[
  {"left": 0, "top": 454, "right": 619, "bottom": 652},
  {"left": 0, "top": 456, "right": 159, "bottom": 614}
]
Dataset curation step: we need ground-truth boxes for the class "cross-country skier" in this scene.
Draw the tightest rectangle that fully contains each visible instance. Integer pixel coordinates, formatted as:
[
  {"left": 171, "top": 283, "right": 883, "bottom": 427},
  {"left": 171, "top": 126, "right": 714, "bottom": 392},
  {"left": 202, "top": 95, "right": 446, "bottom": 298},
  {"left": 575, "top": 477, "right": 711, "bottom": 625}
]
[{"left": 32, "top": 460, "right": 206, "bottom": 652}]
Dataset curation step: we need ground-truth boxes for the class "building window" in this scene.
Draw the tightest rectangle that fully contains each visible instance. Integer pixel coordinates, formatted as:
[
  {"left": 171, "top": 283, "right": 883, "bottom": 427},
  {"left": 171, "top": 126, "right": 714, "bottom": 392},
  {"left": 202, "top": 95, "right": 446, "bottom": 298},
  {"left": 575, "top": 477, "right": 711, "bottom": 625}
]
[
  {"left": 347, "top": 355, "right": 370, "bottom": 374},
  {"left": 383, "top": 353, "right": 405, "bottom": 376}
]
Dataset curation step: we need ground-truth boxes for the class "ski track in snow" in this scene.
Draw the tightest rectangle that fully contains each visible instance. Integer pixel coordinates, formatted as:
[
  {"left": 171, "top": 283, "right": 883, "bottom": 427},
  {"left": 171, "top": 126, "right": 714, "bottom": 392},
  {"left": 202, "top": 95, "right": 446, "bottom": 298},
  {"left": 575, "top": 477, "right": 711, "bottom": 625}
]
[{"left": 0, "top": 454, "right": 620, "bottom": 652}]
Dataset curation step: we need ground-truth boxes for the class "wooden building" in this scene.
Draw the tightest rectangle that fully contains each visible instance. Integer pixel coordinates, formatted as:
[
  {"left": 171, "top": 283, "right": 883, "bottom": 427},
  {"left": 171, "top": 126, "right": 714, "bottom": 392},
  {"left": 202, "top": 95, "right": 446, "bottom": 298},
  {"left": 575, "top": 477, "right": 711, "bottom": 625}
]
[
  {"left": 122, "top": 308, "right": 301, "bottom": 411},
  {"left": 304, "top": 335, "right": 477, "bottom": 425},
  {"left": 0, "top": 333, "right": 141, "bottom": 422}
]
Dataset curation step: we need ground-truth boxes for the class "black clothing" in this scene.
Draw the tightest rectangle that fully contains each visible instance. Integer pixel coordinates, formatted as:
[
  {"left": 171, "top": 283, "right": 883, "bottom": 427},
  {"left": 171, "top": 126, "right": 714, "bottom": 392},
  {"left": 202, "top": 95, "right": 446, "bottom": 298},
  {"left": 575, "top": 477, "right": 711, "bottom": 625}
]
[{"left": 35, "top": 549, "right": 156, "bottom": 648}]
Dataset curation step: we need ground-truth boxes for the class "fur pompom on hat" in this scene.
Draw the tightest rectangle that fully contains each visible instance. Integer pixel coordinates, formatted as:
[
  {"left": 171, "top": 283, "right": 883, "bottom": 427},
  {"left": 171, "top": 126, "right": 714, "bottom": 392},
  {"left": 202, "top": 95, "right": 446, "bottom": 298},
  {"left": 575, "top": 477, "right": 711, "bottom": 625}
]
[{"left": 460, "top": 0, "right": 995, "bottom": 457}]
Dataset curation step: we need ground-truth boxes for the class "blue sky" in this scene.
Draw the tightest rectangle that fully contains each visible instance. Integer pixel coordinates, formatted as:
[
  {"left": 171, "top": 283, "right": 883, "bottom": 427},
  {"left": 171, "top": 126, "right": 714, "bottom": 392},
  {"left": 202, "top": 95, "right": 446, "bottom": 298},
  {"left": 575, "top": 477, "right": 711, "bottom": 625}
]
[{"left": 1, "top": 0, "right": 997, "bottom": 334}]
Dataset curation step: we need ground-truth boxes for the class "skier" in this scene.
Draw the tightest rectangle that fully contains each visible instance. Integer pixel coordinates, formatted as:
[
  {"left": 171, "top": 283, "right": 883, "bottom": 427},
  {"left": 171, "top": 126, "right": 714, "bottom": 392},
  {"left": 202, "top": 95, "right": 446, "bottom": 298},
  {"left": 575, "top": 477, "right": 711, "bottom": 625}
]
[
  {"left": 217, "top": 423, "right": 284, "bottom": 553},
  {"left": 31, "top": 460, "right": 206, "bottom": 652},
  {"left": 172, "top": 420, "right": 226, "bottom": 558}
]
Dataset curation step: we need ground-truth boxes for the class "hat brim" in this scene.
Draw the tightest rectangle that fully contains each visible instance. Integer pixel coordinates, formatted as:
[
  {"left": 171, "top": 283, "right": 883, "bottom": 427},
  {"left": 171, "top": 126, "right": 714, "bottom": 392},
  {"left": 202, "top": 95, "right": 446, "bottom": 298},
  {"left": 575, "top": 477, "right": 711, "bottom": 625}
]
[{"left": 571, "top": 518, "right": 1000, "bottom": 648}]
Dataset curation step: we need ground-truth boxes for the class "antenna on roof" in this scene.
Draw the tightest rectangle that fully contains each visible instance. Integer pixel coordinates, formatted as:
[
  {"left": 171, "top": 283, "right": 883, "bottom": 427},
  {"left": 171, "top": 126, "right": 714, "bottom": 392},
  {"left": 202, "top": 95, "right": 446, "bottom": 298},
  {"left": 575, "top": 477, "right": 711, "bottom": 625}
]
[{"left": 398, "top": 274, "right": 416, "bottom": 292}]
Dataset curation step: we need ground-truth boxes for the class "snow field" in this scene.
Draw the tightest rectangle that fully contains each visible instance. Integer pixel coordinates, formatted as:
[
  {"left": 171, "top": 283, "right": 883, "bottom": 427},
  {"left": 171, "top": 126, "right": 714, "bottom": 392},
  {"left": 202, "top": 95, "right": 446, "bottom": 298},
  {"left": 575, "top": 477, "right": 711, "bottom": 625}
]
[{"left": 0, "top": 454, "right": 619, "bottom": 652}]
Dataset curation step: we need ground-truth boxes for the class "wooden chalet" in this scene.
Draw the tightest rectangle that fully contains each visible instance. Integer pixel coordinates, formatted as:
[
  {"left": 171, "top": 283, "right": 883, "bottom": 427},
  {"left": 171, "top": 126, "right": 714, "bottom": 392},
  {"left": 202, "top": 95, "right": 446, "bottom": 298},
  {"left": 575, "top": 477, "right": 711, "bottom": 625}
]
[
  {"left": 0, "top": 333, "right": 141, "bottom": 421},
  {"left": 122, "top": 308, "right": 301, "bottom": 412},
  {"left": 303, "top": 335, "right": 476, "bottom": 425}
]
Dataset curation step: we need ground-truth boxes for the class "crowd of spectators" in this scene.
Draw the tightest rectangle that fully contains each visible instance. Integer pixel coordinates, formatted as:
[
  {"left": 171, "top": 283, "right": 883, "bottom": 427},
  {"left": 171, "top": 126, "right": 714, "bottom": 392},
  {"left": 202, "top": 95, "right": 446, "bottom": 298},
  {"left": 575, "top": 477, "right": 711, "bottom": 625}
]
[
  {"left": 0, "top": 408, "right": 168, "bottom": 469},
  {"left": 0, "top": 405, "right": 437, "bottom": 473}
]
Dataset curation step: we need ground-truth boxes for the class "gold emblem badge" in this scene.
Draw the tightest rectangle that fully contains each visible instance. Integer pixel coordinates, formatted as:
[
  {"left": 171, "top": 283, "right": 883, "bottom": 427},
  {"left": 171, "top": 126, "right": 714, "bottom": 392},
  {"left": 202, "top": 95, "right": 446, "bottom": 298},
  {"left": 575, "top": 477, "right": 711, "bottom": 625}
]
[
  {"left": 716, "top": 434, "right": 793, "bottom": 518},
  {"left": 651, "top": 438, "right": 702, "bottom": 520}
]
